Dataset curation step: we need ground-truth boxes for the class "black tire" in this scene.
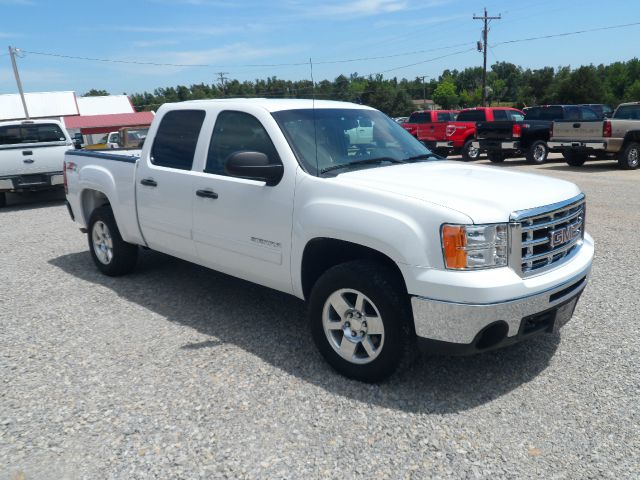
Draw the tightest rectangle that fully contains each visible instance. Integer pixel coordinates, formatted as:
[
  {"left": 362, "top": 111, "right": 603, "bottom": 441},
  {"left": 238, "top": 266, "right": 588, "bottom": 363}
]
[
  {"left": 618, "top": 142, "right": 640, "bottom": 170},
  {"left": 461, "top": 139, "right": 480, "bottom": 161},
  {"left": 87, "top": 206, "right": 138, "bottom": 276},
  {"left": 487, "top": 152, "right": 505, "bottom": 163},
  {"left": 308, "top": 260, "right": 415, "bottom": 383},
  {"left": 0, "top": 192, "right": 6, "bottom": 208},
  {"left": 525, "top": 140, "right": 549, "bottom": 164},
  {"left": 563, "top": 150, "right": 588, "bottom": 167}
]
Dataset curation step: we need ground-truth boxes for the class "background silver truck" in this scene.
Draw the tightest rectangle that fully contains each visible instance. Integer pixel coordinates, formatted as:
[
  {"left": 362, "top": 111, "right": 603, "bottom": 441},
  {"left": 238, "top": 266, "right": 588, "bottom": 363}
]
[{"left": 549, "top": 101, "right": 640, "bottom": 169}]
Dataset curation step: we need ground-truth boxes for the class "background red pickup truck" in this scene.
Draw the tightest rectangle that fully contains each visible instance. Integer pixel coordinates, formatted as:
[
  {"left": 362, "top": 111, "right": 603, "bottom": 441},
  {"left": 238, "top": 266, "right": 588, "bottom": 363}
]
[
  {"left": 401, "top": 110, "right": 458, "bottom": 157},
  {"left": 445, "top": 107, "right": 524, "bottom": 161}
]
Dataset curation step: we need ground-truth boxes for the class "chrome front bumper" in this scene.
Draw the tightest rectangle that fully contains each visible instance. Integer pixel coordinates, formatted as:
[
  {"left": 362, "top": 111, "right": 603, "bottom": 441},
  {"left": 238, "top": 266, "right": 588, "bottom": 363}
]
[{"left": 411, "top": 271, "right": 589, "bottom": 346}]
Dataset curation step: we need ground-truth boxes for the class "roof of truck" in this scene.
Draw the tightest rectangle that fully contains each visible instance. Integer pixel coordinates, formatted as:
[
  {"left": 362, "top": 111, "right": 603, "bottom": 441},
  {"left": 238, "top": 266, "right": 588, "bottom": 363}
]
[{"left": 179, "top": 98, "right": 376, "bottom": 112}]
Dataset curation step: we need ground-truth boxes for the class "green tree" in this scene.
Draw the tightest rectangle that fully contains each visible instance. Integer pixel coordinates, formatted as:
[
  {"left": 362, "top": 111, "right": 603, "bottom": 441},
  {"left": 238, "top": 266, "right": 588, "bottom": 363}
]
[
  {"left": 83, "top": 89, "right": 109, "bottom": 96},
  {"left": 432, "top": 79, "right": 458, "bottom": 109}
]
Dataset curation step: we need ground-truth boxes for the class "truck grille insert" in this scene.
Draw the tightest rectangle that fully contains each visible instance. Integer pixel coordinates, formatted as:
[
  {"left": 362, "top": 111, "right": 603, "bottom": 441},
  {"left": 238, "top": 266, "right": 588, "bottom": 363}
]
[{"left": 510, "top": 195, "right": 586, "bottom": 277}]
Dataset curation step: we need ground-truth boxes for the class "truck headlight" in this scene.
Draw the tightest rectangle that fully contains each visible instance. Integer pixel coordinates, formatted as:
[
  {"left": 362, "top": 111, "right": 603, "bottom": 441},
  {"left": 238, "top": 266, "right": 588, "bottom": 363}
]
[{"left": 441, "top": 224, "right": 508, "bottom": 270}]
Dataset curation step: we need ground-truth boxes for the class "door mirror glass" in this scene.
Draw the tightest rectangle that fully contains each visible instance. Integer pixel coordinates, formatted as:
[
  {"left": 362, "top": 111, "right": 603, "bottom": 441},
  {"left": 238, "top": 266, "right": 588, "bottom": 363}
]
[{"left": 225, "top": 151, "right": 284, "bottom": 186}]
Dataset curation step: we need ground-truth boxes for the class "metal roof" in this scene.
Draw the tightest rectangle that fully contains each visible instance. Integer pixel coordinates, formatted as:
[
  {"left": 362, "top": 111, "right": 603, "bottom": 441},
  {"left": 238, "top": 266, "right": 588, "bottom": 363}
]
[
  {"left": 0, "top": 91, "right": 78, "bottom": 121},
  {"left": 63, "top": 112, "right": 155, "bottom": 129},
  {"left": 76, "top": 95, "right": 135, "bottom": 115}
]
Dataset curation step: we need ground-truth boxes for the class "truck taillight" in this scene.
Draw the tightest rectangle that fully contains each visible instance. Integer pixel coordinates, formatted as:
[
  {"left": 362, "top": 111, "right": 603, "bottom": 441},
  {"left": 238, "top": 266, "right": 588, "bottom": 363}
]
[
  {"left": 63, "top": 161, "right": 68, "bottom": 194},
  {"left": 603, "top": 120, "right": 612, "bottom": 137},
  {"left": 512, "top": 124, "right": 522, "bottom": 138}
]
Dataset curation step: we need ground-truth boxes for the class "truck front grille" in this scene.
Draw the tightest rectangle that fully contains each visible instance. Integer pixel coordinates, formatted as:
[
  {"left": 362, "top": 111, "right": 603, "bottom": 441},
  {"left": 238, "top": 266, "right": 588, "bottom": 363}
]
[{"left": 510, "top": 195, "right": 586, "bottom": 277}]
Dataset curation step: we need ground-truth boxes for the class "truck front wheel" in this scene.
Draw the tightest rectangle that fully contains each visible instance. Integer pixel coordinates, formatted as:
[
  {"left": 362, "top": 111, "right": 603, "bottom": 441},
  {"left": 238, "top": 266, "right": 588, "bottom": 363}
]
[
  {"left": 0, "top": 192, "right": 6, "bottom": 208},
  {"left": 618, "top": 142, "right": 640, "bottom": 170},
  {"left": 308, "top": 260, "right": 414, "bottom": 383},
  {"left": 88, "top": 206, "right": 138, "bottom": 276}
]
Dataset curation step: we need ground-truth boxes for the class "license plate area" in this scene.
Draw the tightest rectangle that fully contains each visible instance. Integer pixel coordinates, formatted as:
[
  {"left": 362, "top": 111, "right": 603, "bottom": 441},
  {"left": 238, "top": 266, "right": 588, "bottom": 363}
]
[
  {"left": 520, "top": 294, "right": 580, "bottom": 336},
  {"left": 16, "top": 174, "right": 48, "bottom": 186}
]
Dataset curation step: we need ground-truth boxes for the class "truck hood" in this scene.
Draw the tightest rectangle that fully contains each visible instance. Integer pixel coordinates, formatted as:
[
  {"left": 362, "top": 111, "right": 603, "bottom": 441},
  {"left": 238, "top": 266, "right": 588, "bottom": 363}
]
[{"left": 335, "top": 161, "right": 582, "bottom": 224}]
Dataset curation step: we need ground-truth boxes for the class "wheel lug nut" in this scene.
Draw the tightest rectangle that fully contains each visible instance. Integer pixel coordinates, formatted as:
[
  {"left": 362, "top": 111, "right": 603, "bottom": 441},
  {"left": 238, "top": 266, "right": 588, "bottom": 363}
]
[{"left": 345, "top": 321, "right": 350, "bottom": 328}]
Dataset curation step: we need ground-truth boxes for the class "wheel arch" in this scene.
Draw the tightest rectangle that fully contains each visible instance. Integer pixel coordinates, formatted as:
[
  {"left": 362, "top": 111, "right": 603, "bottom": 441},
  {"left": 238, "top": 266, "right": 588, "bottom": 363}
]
[
  {"left": 622, "top": 130, "right": 640, "bottom": 146},
  {"left": 300, "top": 238, "right": 408, "bottom": 301}
]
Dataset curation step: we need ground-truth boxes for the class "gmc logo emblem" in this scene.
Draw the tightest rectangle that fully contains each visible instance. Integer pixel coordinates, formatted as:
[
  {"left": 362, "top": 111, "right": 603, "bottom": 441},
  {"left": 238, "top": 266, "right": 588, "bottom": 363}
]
[{"left": 549, "top": 223, "right": 581, "bottom": 248}]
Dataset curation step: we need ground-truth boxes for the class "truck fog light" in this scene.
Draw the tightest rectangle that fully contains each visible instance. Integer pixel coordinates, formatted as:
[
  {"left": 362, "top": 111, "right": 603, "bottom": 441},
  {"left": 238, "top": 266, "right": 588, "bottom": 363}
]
[{"left": 441, "top": 223, "right": 509, "bottom": 270}]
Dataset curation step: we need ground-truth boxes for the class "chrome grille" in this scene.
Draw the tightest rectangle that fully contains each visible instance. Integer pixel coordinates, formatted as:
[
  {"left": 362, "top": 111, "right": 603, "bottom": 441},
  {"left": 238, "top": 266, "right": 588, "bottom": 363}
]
[{"left": 510, "top": 194, "right": 586, "bottom": 277}]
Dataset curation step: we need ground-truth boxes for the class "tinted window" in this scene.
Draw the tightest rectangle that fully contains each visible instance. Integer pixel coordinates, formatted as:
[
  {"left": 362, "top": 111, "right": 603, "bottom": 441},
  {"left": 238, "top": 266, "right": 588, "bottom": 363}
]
[
  {"left": 565, "top": 106, "right": 580, "bottom": 121},
  {"left": 525, "top": 107, "right": 563, "bottom": 120},
  {"left": 456, "top": 110, "right": 486, "bottom": 122},
  {"left": 151, "top": 110, "right": 205, "bottom": 170},
  {"left": 436, "top": 112, "right": 454, "bottom": 122},
  {"left": 0, "top": 123, "right": 66, "bottom": 145},
  {"left": 580, "top": 108, "right": 600, "bottom": 120},
  {"left": 614, "top": 105, "right": 640, "bottom": 120},
  {"left": 206, "top": 111, "right": 280, "bottom": 176},
  {"left": 493, "top": 110, "right": 508, "bottom": 121}
]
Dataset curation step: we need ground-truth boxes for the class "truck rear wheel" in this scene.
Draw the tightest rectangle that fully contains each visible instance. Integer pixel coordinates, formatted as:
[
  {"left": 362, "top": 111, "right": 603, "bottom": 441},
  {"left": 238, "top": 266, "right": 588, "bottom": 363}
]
[
  {"left": 88, "top": 206, "right": 138, "bottom": 276},
  {"left": 434, "top": 148, "right": 449, "bottom": 158},
  {"left": 618, "top": 142, "right": 640, "bottom": 170},
  {"left": 308, "top": 260, "right": 414, "bottom": 383},
  {"left": 461, "top": 139, "right": 480, "bottom": 161},
  {"left": 526, "top": 140, "right": 549, "bottom": 164},
  {"left": 563, "top": 151, "right": 588, "bottom": 167}
]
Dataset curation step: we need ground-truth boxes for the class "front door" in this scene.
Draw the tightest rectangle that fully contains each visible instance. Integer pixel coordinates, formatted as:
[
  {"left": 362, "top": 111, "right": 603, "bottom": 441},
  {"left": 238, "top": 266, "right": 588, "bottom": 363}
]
[
  {"left": 136, "top": 109, "right": 206, "bottom": 261},
  {"left": 191, "top": 109, "right": 295, "bottom": 294}
]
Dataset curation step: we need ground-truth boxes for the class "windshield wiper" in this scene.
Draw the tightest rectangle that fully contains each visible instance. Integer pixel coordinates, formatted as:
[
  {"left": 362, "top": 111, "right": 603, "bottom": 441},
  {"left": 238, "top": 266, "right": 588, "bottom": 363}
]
[
  {"left": 320, "top": 157, "right": 405, "bottom": 174},
  {"left": 403, "top": 153, "right": 440, "bottom": 162}
]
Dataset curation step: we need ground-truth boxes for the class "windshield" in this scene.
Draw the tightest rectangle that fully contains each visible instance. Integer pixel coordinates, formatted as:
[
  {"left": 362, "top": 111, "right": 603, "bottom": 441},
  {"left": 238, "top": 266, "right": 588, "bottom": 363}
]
[{"left": 272, "top": 108, "right": 435, "bottom": 176}]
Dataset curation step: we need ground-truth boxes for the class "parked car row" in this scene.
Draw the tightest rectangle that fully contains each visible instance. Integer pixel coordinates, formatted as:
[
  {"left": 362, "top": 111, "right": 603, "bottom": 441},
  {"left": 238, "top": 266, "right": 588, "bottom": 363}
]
[{"left": 401, "top": 102, "right": 639, "bottom": 169}]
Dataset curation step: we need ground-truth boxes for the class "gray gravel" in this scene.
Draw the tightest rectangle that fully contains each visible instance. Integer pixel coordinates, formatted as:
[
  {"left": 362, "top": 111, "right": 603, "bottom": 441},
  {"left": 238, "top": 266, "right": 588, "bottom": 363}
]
[{"left": 1, "top": 156, "right": 639, "bottom": 479}]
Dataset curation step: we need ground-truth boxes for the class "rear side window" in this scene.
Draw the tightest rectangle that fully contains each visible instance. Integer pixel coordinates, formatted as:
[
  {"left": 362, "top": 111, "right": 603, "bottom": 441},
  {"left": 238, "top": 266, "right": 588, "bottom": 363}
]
[
  {"left": 206, "top": 111, "right": 280, "bottom": 176},
  {"left": 151, "top": 110, "right": 205, "bottom": 170},
  {"left": 456, "top": 110, "right": 486, "bottom": 122},
  {"left": 436, "top": 112, "right": 454, "bottom": 122},
  {"left": 408, "top": 112, "right": 430, "bottom": 123},
  {"left": 524, "top": 106, "right": 563, "bottom": 121},
  {"left": 565, "top": 106, "right": 580, "bottom": 121},
  {"left": 0, "top": 123, "right": 66, "bottom": 145}
]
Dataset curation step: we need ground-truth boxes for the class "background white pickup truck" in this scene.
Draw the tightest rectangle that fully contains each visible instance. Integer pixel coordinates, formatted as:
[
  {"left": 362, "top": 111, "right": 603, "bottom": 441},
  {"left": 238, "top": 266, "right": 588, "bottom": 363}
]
[
  {"left": 64, "top": 99, "right": 594, "bottom": 382},
  {"left": 0, "top": 119, "right": 71, "bottom": 207}
]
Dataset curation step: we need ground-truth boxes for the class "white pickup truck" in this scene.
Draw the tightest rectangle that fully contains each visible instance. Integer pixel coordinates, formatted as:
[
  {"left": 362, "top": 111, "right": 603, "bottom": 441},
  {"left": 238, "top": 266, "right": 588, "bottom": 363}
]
[
  {"left": 0, "top": 119, "right": 72, "bottom": 207},
  {"left": 64, "top": 99, "right": 594, "bottom": 382}
]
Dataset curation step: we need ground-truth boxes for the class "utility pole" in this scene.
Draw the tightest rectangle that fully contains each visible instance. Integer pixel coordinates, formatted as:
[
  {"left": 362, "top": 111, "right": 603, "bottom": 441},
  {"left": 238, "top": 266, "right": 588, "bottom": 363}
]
[
  {"left": 216, "top": 71, "right": 229, "bottom": 96},
  {"left": 8, "top": 46, "right": 30, "bottom": 119},
  {"left": 473, "top": 8, "right": 500, "bottom": 106},
  {"left": 420, "top": 76, "right": 427, "bottom": 110}
]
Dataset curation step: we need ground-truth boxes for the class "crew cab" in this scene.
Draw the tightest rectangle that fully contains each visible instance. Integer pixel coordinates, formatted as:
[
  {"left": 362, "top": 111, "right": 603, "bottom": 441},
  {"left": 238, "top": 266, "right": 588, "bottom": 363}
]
[
  {"left": 473, "top": 105, "right": 601, "bottom": 164},
  {"left": 0, "top": 119, "right": 72, "bottom": 207},
  {"left": 401, "top": 110, "right": 458, "bottom": 157},
  {"left": 64, "top": 99, "right": 594, "bottom": 382},
  {"left": 445, "top": 107, "right": 524, "bottom": 161},
  {"left": 548, "top": 101, "right": 640, "bottom": 169}
]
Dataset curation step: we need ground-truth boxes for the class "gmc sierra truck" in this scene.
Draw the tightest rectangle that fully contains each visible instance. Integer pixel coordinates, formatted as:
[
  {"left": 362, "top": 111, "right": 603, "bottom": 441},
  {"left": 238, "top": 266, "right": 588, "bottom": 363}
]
[
  {"left": 401, "top": 110, "right": 458, "bottom": 156},
  {"left": 445, "top": 107, "right": 524, "bottom": 161},
  {"left": 0, "top": 119, "right": 72, "bottom": 207},
  {"left": 548, "top": 101, "right": 640, "bottom": 169},
  {"left": 473, "top": 105, "right": 602, "bottom": 164},
  {"left": 64, "top": 99, "right": 594, "bottom": 382}
]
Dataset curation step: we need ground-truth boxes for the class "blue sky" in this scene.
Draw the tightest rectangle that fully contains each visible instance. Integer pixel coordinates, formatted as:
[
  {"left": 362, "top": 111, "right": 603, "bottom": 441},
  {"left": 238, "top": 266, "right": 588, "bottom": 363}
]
[{"left": 1, "top": 0, "right": 639, "bottom": 96}]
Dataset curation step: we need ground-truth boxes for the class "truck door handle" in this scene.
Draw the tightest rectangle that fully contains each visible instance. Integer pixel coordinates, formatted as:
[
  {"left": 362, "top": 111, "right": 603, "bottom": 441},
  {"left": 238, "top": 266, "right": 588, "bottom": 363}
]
[
  {"left": 22, "top": 150, "right": 33, "bottom": 156},
  {"left": 140, "top": 178, "right": 157, "bottom": 187},
  {"left": 23, "top": 159, "right": 34, "bottom": 164},
  {"left": 196, "top": 189, "right": 218, "bottom": 199},
  {"left": 573, "top": 123, "right": 581, "bottom": 128}
]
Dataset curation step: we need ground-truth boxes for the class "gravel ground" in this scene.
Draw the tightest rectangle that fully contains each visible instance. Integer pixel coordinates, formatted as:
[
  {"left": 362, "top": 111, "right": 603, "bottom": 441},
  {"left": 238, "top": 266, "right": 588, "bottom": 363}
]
[{"left": 1, "top": 156, "right": 639, "bottom": 479}]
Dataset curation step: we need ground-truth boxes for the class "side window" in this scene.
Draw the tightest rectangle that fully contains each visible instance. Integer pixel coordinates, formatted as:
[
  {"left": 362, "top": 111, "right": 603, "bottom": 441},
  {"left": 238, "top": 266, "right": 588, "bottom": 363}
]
[
  {"left": 436, "top": 112, "right": 450, "bottom": 122},
  {"left": 580, "top": 108, "right": 599, "bottom": 120},
  {"left": 151, "top": 110, "right": 205, "bottom": 170},
  {"left": 565, "top": 106, "right": 580, "bottom": 121},
  {"left": 206, "top": 111, "right": 281, "bottom": 176},
  {"left": 492, "top": 110, "right": 508, "bottom": 121},
  {"left": 510, "top": 112, "right": 525, "bottom": 121}
]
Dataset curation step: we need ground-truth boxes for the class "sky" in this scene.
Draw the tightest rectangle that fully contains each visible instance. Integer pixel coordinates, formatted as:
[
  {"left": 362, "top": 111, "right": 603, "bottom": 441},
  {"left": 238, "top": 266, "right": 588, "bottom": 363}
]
[{"left": 0, "top": 0, "right": 639, "bottom": 96}]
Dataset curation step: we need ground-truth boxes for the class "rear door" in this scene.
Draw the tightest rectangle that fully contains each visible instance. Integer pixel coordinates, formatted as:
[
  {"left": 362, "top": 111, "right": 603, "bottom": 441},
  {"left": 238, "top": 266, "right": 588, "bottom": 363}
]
[
  {"left": 0, "top": 122, "right": 70, "bottom": 178},
  {"left": 136, "top": 109, "right": 206, "bottom": 261}
]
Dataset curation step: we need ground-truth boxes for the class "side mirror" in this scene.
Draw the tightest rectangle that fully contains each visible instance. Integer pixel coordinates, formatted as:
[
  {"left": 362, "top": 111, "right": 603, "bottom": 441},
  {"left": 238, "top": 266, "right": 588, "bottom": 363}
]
[{"left": 225, "top": 151, "right": 284, "bottom": 186}]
